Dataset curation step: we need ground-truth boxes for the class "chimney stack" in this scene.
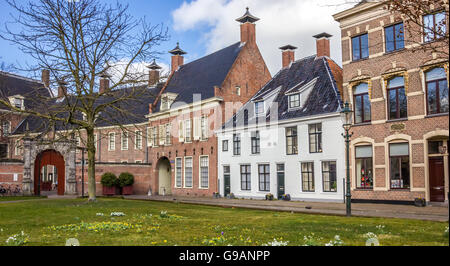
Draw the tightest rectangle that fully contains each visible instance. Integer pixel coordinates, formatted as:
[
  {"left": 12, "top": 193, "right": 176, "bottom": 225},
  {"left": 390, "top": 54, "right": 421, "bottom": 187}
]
[
  {"left": 279, "top": 45, "right": 298, "bottom": 68},
  {"left": 99, "top": 74, "right": 111, "bottom": 94},
  {"left": 41, "top": 69, "right": 50, "bottom": 88},
  {"left": 169, "top": 42, "right": 187, "bottom": 73},
  {"left": 313, "top": 32, "right": 333, "bottom": 58},
  {"left": 147, "top": 59, "right": 162, "bottom": 86},
  {"left": 236, "top": 7, "right": 260, "bottom": 45},
  {"left": 57, "top": 81, "right": 67, "bottom": 98}
]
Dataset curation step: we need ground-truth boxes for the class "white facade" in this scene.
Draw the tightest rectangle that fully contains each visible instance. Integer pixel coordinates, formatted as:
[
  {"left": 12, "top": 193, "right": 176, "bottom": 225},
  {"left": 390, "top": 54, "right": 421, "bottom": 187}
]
[{"left": 217, "top": 113, "right": 345, "bottom": 202}]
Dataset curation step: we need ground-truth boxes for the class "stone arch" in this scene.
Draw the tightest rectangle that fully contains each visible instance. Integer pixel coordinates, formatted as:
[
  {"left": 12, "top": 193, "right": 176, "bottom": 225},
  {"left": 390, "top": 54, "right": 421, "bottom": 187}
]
[
  {"left": 22, "top": 138, "right": 77, "bottom": 196},
  {"left": 156, "top": 157, "right": 172, "bottom": 196},
  {"left": 34, "top": 150, "right": 65, "bottom": 195}
]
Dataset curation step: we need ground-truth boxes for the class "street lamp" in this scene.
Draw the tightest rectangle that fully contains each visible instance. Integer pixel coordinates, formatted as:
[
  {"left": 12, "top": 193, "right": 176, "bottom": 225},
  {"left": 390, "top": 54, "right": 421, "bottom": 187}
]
[{"left": 340, "top": 101, "right": 353, "bottom": 217}]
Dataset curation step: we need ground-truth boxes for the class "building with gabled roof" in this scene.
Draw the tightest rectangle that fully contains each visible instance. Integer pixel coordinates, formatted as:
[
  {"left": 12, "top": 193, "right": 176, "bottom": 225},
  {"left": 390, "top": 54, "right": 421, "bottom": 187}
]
[{"left": 216, "top": 33, "right": 345, "bottom": 202}]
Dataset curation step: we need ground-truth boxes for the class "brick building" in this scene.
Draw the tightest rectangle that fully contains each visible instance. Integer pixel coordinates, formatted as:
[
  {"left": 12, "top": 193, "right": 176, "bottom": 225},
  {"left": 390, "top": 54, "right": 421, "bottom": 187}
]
[
  {"left": 0, "top": 8, "right": 271, "bottom": 197},
  {"left": 333, "top": 1, "right": 449, "bottom": 204}
]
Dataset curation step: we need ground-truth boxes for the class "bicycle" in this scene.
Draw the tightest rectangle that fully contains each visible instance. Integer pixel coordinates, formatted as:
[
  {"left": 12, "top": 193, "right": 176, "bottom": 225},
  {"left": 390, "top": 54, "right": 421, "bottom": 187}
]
[
  {"left": 12, "top": 185, "right": 22, "bottom": 196},
  {"left": 0, "top": 185, "right": 6, "bottom": 197}
]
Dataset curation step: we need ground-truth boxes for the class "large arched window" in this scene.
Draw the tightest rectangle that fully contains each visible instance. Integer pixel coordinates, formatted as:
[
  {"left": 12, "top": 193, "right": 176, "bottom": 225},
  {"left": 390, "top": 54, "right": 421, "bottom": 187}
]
[
  {"left": 426, "top": 67, "right": 448, "bottom": 115},
  {"left": 387, "top": 76, "right": 407, "bottom": 120},
  {"left": 353, "top": 83, "right": 371, "bottom": 124}
]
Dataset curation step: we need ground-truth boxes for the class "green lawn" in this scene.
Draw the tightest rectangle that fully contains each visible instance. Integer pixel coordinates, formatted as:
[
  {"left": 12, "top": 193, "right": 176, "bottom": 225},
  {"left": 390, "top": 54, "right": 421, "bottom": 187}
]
[
  {"left": 0, "top": 196, "right": 46, "bottom": 202},
  {"left": 0, "top": 198, "right": 448, "bottom": 246}
]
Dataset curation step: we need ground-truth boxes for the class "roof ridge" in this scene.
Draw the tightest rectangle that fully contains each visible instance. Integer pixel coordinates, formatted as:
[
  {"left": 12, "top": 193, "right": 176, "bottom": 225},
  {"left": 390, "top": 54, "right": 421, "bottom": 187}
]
[
  {"left": 0, "top": 71, "right": 44, "bottom": 85},
  {"left": 180, "top": 42, "right": 241, "bottom": 68}
]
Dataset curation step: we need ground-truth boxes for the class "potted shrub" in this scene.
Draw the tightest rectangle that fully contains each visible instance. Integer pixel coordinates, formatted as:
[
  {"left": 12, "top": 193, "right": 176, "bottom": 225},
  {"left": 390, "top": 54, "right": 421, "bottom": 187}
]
[
  {"left": 282, "top": 194, "right": 291, "bottom": 201},
  {"left": 414, "top": 197, "right": 426, "bottom": 207},
  {"left": 101, "top": 172, "right": 118, "bottom": 196},
  {"left": 118, "top": 172, "right": 134, "bottom": 195},
  {"left": 265, "top": 193, "right": 274, "bottom": 201}
]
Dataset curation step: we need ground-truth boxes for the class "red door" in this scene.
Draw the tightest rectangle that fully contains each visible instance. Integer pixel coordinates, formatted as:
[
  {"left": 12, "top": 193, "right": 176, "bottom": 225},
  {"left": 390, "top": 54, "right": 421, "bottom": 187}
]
[
  {"left": 429, "top": 157, "right": 445, "bottom": 202},
  {"left": 34, "top": 150, "right": 65, "bottom": 196}
]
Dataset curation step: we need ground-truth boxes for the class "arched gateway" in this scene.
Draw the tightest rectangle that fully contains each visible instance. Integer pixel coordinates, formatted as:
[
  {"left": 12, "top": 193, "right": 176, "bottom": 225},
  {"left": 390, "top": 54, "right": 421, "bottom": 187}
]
[
  {"left": 22, "top": 138, "right": 77, "bottom": 196},
  {"left": 156, "top": 157, "right": 172, "bottom": 196}
]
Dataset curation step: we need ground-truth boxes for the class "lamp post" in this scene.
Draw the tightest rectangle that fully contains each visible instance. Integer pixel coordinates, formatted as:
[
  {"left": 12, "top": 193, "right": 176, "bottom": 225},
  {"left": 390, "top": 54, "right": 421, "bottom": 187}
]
[{"left": 340, "top": 101, "right": 353, "bottom": 217}]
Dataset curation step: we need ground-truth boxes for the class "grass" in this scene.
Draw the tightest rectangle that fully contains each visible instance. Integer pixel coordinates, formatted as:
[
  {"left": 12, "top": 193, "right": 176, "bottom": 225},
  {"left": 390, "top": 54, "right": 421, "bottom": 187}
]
[
  {"left": 0, "top": 196, "right": 47, "bottom": 202},
  {"left": 0, "top": 198, "right": 448, "bottom": 246}
]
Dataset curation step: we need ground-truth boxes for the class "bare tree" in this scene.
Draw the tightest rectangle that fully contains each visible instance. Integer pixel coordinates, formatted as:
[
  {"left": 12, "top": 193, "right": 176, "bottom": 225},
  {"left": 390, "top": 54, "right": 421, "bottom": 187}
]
[{"left": 0, "top": 0, "right": 169, "bottom": 202}]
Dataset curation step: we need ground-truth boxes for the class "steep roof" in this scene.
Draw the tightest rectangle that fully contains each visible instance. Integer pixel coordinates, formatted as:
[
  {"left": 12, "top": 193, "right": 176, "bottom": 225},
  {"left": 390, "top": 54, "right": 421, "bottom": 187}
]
[
  {"left": 223, "top": 55, "right": 343, "bottom": 129},
  {"left": 154, "top": 42, "right": 244, "bottom": 112},
  {"left": 0, "top": 71, "right": 52, "bottom": 111}
]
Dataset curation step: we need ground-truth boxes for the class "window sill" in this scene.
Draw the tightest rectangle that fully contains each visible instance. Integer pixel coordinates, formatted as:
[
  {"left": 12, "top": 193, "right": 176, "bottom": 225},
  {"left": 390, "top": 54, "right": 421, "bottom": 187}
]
[
  {"left": 389, "top": 188, "right": 410, "bottom": 191},
  {"left": 354, "top": 188, "right": 374, "bottom": 191},
  {"left": 352, "top": 122, "right": 372, "bottom": 127},
  {"left": 425, "top": 113, "right": 449, "bottom": 119},
  {"left": 386, "top": 118, "right": 408, "bottom": 123},
  {"left": 350, "top": 57, "right": 369, "bottom": 64},
  {"left": 384, "top": 48, "right": 406, "bottom": 56}
]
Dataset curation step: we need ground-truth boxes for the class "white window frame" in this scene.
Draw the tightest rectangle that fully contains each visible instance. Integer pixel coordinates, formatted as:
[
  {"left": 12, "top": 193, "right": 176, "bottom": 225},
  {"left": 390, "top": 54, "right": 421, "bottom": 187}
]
[
  {"left": 121, "top": 131, "right": 129, "bottom": 150},
  {"left": 255, "top": 101, "right": 264, "bottom": 116},
  {"left": 135, "top": 130, "right": 142, "bottom": 150},
  {"left": 2, "top": 121, "right": 11, "bottom": 137},
  {"left": 165, "top": 123, "right": 172, "bottom": 145},
  {"left": 108, "top": 132, "right": 116, "bottom": 151},
  {"left": 184, "top": 156, "right": 193, "bottom": 188},
  {"left": 185, "top": 119, "right": 192, "bottom": 143},
  {"left": 288, "top": 93, "right": 301, "bottom": 110},
  {"left": 175, "top": 157, "right": 183, "bottom": 188},
  {"left": 14, "top": 140, "right": 22, "bottom": 156},
  {"left": 199, "top": 155, "right": 209, "bottom": 189},
  {"left": 200, "top": 116, "right": 208, "bottom": 140}
]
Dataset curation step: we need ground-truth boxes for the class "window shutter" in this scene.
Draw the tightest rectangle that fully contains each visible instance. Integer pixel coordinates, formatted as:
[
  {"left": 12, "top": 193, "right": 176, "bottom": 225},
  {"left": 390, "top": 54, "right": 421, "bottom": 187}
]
[
  {"left": 166, "top": 123, "right": 172, "bottom": 145},
  {"left": 147, "top": 127, "right": 153, "bottom": 147},
  {"left": 178, "top": 120, "right": 184, "bottom": 142},
  {"left": 159, "top": 125, "right": 165, "bottom": 145},
  {"left": 193, "top": 117, "right": 200, "bottom": 141},
  {"left": 203, "top": 116, "right": 208, "bottom": 140}
]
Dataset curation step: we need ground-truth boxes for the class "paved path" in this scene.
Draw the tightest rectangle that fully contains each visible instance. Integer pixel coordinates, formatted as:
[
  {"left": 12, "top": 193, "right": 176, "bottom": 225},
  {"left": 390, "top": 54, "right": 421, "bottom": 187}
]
[{"left": 124, "top": 195, "right": 449, "bottom": 222}]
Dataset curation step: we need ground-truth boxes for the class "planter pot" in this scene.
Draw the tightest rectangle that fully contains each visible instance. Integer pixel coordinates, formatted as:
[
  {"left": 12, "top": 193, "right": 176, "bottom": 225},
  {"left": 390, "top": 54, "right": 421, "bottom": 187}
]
[
  {"left": 265, "top": 194, "right": 274, "bottom": 201},
  {"left": 282, "top": 194, "right": 291, "bottom": 201},
  {"left": 414, "top": 198, "right": 426, "bottom": 207},
  {"left": 122, "top": 186, "right": 133, "bottom": 195},
  {"left": 102, "top": 186, "right": 116, "bottom": 196}
]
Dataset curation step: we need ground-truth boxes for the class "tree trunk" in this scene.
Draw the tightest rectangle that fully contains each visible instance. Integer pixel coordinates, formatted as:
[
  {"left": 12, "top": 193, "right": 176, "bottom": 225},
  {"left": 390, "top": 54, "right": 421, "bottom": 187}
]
[{"left": 86, "top": 128, "right": 97, "bottom": 202}]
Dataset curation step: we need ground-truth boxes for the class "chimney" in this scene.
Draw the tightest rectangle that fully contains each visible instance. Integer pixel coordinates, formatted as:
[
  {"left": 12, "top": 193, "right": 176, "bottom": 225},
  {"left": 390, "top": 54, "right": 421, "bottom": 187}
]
[
  {"left": 236, "top": 7, "right": 260, "bottom": 45},
  {"left": 57, "top": 81, "right": 67, "bottom": 98},
  {"left": 313, "top": 32, "right": 333, "bottom": 58},
  {"left": 41, "top": 69, "right": 50, "bottom": 88},
  {"left": 279, "top": 45, "right": 298, "bottom": 68},
  {"left": 169, "top": 42, "right": 187, "bottom": 73},
  {"left": 99, "top": 74, "right": 110, "bottom": 94},
  {"left": 147, "top": 59, "right": 162, "bottom": 86}
]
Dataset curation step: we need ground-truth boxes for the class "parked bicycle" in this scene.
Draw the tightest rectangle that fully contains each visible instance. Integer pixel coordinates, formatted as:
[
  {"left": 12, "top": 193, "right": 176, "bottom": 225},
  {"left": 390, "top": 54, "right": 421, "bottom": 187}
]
[{"left": 0, "top": 185, "right": 6, "bottom": 196}]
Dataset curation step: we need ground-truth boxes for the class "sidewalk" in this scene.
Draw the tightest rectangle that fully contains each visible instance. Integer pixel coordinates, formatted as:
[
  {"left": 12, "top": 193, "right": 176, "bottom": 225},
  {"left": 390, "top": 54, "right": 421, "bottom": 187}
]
[{"left": 124, "top": 195, "right": 449, "bottom": 222}]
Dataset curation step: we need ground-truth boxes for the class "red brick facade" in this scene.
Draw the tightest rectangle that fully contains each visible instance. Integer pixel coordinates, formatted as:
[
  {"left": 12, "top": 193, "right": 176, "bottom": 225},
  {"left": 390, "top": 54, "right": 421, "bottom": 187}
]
[{"left": 334, "top": 2, "right": 449, "bottom": 203}]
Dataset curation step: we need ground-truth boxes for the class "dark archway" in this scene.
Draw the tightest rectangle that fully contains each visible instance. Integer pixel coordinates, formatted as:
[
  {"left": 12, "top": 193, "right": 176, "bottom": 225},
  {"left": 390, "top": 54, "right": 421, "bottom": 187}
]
[
  {"left": 34, "top": 150, "right": 65, "bottom": 196},
  {"left": 156, "top": 157, "right": 171, "bottom": 196}
]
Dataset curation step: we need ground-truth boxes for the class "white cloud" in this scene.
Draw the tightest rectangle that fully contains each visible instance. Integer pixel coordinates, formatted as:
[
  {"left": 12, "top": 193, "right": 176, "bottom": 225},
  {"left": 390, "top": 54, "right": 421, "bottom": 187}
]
[{"left": 172, "top": 0, "right": 354, "bottom": 75}]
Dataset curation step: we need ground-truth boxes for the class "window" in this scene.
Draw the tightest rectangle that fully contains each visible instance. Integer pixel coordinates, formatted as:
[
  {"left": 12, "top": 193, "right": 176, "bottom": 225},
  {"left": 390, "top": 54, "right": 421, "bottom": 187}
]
[
  {"left": 240, "top": 165, "right": 251, "bottom": 190},
  {"left": 135, "top": 131, "right": 142, "bottom": 149},
  {"left": 233, "top": 133, "right": 241, "bottom": 155},
  {"left": 301, "top": 162, "right": 314, "bottom": 192},
  {"left": 108, "top": 132, "right": 115, "bottom": 151},
  {"left": 309, "top": 123, "right": 322, "bottom": 153},
  {"left": 151, "top": 127, "right": 158, "bottom": 146},
  {"left": 255, "top": 101, "right": 264, "bottom": 116},
  {"left": 121, "top": 132, "right": 128, "bottom": 150},
  {"left": 200, "top": 156, "right": 209, "bottom": 189},
  {"left": 14, "top": 98, "right": 22, "bottom": 109},
  {"left": 222, "top": 140, "right": 229, "bottom": 152},
  {"left": 165, "top": 124, "right": 172, "bottom": 145},
  {"left": 2, "top": 121, "right": 11, "bottom": 137},
  {"left": 353, "top": 83, "right": 371, "bottom": 124},
  {"left": 236, "top": 86, "right": 241, "bottom": 96},
  {"left": 387, "top": 76, "right": 407, "bottom": 120},
  {"left": 389, "top": 143, "right": 410, "bottom": 189},
  {"left": 258, "top": 164, "right": 270, "bottom": 192},
  {"left": 244, "top": 109, "right": 249, "bottom": 126},
  {"left": 424, "top": 11, "right": 447, "bottom": 42},
  {"left": 385, "top": 23, "right": 404, "bottom": 52},
  {"left": 426, "top": 67, "right": 449, "bottom": 115},
  {"left": 355, "top": 145, "right": 373, "bottom": 189},
  {"left": 251, "top": 131, "right": 260, "bottom": 154},
  {"left": 352, "top": 33, "right": 369, "bottom": 61},
  {"left": 289, "top": 93, "right": 301, "bottom": 109},
  {"left": 184, "top": 157, "right": 193, "bottom": 188},
  {"left": 285, "top": 127, "right": 298, "bottom": 155},
  {"left": 14, "top": 140, "right": 22, "bottom": 156},
  {"left": 185, "top": 120, "right": 192, "bottom": 142},
  {"left": 322, "top": 161, "right": 337, "bottom": 192},
  {"left": 175, "top": 158, "right": 182, "bottom": 188},
  {"left": 201, "top": 116, "right": 208, "bottom": 140},
  {"left": 0, "top": 144, "right": 7, "bottom": 158}
]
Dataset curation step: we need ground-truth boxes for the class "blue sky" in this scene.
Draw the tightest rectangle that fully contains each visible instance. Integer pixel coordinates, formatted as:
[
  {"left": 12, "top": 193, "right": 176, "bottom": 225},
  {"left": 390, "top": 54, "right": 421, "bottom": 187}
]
[{"left": 0, "top": 0, "right": 352, "bottom": 78}]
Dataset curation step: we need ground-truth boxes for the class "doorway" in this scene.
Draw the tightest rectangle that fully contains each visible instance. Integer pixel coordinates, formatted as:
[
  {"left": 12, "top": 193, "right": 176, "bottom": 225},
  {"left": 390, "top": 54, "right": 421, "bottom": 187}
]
[
  {"left": 223, "top": 165, "right": 231, "bottom": 197},
  {"left": 429, "top": 157, "right": 445, "bottom": 202},
  {"left": 34, "top": 150, "right": 65, "bottom": 196},
  {"left": 157, "top": 157, "right": 171, "bottom": 195}
]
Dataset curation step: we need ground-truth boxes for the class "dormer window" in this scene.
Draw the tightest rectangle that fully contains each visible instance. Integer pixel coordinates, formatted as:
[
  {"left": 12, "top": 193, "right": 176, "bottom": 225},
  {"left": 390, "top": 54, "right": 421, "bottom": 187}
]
[
  {"left": 255, "top": 101, "right": 264, "bottom": 116},
  {"left": 160, "top": 93, "right": 178, "bottom": 111},
  {"left": 9, "top": 95, "right": 25, "bottom": 110},
  {"left": 288, "top": 93, "right": 301, "bottom": 109}
]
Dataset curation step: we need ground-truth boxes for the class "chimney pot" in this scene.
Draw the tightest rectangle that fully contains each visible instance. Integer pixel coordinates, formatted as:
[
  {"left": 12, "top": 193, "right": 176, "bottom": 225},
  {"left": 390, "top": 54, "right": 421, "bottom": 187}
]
[
  {"left": 148, "top": 59, "right": 162, "bottom": 86},
  {"left": 280, "top": 45, "right": 297, "bottom": 68},
  {"left": 236, "top": 7, "right": 260, "bottom": 45},
  {"left": 99, "top": 75, "right": 110, "bottom": 94},
  {"left": 41, "top": 69, "right": 50, "bottom": 88},
  {"left": 57, "top": 81, "right": 67, "bottom": 98},
  {"left": 169, "top": 42, "right": 187, "bottom": 73},
  {"left": 313, "top": 32, "right": 332, "bottom": 58}
]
